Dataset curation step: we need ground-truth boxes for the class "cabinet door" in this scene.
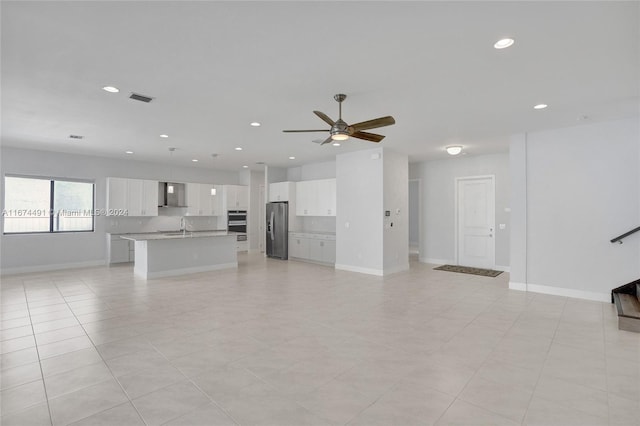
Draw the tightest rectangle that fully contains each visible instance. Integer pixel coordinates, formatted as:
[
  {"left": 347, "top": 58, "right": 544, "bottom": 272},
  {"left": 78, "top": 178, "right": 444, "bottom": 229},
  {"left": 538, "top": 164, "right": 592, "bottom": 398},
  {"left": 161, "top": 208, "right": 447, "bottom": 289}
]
[
  {"left": 295, "top": 181, "right": 310, "bottom": 216},
  {"left": 142, "top": 180, "right": 158, "bottom": 216},
  {"left": 106, "top": 178, "right": 128, "bottom": 215},
  {"left": 211, "top": 185, "right": 223, "bottom": 215},
  {"left": 322, "top": 240, "right": 336, "bottom": 263},
  {"left": 110, "top": 239, "right": 130, "bottom": 263},
  {"left": 126, "top": 179, "right": 143, "bottom": 216},
  {"left": 199, "top": 184, "right": 214, "bottom": 216},
  {"left": 309, "top": 238, "right": 323, "bottom": 261},
  {"left": 186, "top": 183, "right": 201, "bottom": 216},
  {"left": 324, "top": 179, "right": 337, "bottom": 216},
  {"left": 224, "top": 185, "right": 236, "bottom": 211},
  {"left": 236, "top": 186, "right": 248, "bottom": 210},
  {"left": 268, "top": 183, "right": 280, "bottom": 202}
]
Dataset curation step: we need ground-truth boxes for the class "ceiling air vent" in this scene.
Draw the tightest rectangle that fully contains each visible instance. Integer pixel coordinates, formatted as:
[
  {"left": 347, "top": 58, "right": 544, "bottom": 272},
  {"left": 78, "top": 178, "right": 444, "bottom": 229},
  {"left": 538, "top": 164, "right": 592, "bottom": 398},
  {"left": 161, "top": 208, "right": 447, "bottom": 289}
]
[
  {"left": 69, "top": 135, "right": 84, "bottom": 139},
  {"left": 129, "top": 93, "right": 154, "bottom": 103}
]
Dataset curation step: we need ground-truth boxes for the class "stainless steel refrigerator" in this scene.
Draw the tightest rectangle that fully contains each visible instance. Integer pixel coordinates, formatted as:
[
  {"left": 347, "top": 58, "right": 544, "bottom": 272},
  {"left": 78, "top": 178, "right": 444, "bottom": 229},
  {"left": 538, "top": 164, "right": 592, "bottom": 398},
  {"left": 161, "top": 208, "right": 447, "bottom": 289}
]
[{"left": 266, "top": 202, "right": 288, "bottom": 259}]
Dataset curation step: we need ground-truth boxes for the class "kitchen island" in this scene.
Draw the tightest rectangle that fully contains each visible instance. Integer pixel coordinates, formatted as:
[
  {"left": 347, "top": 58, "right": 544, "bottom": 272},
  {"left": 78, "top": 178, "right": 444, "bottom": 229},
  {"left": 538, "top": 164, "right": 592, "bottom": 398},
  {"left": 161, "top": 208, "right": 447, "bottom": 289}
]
[{"left": 120, "top": 231, "right": 237, "bottom": 279}]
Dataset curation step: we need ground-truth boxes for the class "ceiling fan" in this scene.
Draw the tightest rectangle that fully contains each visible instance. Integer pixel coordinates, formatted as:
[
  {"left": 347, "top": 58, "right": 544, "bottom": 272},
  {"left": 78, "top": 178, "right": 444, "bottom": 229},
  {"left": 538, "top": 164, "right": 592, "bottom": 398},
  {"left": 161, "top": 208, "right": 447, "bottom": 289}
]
[{"left": 283, "top": 94, "right": 395, "bottom": 145}]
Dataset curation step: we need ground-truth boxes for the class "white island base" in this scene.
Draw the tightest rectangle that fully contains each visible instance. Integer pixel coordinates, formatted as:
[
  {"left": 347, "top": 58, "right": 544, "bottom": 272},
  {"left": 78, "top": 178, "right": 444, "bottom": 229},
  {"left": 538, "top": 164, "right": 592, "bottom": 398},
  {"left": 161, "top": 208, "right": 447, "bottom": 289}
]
[{"left": 123, "top": 233, "right": 237, "bottom": 279}]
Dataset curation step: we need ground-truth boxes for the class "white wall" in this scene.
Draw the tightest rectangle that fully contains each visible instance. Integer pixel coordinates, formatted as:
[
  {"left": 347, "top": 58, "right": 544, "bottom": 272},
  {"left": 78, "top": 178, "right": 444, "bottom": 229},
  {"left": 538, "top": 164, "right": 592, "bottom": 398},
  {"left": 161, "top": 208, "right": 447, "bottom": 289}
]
[
  {"left": 408, "top": 180, "right": 419, "bottom": 249},
  {"left": 510, "top": 118, "right": 640, "bottom": 301},
  {"left": 0, "top": 147, "right": 239, "bottom": 273},
  {"left": 336, "top": 148, "right": 384, "bottom": 274},
  {"left": 409, "top": 153, "right": 510, "bottom": 269},
  {"left": 248, "top": 170, "right": 265, "bottom": 251},
  {"left": 287, "top": 160, "right": 335, "bottom": 181},
  {"left": 383, "top": 150, "right": 409, "bottom": 273}
]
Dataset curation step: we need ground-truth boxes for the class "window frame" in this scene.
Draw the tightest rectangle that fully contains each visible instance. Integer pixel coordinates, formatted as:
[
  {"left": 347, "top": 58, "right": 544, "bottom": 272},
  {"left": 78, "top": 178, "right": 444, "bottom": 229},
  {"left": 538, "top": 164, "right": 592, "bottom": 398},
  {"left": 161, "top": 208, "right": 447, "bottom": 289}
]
[{"left": 3, "top": 174, "right": 96, "bottom": 235}]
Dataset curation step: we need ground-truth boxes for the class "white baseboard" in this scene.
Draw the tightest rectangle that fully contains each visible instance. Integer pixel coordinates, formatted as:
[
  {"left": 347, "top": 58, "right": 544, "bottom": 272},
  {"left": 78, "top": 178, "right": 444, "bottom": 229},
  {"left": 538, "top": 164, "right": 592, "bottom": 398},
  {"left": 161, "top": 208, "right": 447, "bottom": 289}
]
[
  {"left": 143, "top": 262, "right": 238, "bottom": 279},
  {"left": 509, "top": 281, "right": 609, "bottom": 303},
  {"left": 419, "top": 257, "right": 451, "bottom": 265},
  {"left": 509, "top": 281, "right": 527, "bottom": 291},
  {"left": 335, "top": 264, "right": 384, "bottom": 276},
  {"left": 1, "top": 260, "right": 106, "bottom": 276},
  {"left": 494, "top": 265, "right": 510, "bottom": 273}
]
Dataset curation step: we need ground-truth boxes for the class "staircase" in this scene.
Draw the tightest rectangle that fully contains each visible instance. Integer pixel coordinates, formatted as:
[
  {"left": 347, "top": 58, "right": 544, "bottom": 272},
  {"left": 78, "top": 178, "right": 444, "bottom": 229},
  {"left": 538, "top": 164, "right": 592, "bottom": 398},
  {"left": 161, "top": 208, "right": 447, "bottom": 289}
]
[{"left": 612, "top": 279, "right": 640, "bottom": 333}]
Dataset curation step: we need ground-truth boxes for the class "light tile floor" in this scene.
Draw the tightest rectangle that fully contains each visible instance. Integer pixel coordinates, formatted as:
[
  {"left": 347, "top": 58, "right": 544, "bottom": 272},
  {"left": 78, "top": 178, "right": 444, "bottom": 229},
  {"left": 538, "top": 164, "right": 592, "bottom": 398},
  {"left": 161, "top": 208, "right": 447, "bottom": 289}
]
[{"left": 1, "top": 253, "right": 639, "bottom": 425}]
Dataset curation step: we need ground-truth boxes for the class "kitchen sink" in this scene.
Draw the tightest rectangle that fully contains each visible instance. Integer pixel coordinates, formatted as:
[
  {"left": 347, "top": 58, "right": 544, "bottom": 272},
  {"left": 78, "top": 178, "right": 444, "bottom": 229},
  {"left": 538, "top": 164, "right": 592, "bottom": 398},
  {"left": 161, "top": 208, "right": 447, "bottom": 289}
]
[{"left": 163, "top": 232, "right": 193, "bottom": 237}]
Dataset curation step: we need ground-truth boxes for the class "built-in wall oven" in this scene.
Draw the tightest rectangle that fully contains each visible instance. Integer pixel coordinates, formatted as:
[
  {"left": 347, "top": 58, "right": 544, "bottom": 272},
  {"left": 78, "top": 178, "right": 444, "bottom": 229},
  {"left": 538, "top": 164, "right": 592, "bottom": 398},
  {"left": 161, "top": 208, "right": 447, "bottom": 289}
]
[{"left": 227, "top": 210, "right": 247, "bottom": 241}]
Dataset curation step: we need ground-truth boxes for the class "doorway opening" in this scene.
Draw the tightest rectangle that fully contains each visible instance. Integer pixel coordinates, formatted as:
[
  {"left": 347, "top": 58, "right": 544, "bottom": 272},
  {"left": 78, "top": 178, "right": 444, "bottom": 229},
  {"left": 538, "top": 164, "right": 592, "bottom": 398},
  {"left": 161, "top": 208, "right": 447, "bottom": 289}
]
[{"left": 408, "top": 179, "right": 420, "bottom": 257}]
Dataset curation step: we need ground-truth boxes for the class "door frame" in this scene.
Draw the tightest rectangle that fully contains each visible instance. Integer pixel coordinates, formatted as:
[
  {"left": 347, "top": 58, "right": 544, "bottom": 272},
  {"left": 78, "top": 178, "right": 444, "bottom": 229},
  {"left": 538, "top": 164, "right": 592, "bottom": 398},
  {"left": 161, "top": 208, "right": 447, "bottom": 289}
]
[
  {"left": 408, "top": 178, "right": 422, "bottom": 257},
  {"left": 454, "top": 175, "right": 495, "bottom": 267}
]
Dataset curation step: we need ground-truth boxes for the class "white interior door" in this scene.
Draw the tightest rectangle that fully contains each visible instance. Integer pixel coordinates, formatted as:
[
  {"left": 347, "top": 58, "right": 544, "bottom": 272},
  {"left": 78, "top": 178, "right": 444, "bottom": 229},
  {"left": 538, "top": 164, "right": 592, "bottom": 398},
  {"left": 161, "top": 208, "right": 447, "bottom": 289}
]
[{"left": 457, "top": 176, "right": 495, "bottom": 269}]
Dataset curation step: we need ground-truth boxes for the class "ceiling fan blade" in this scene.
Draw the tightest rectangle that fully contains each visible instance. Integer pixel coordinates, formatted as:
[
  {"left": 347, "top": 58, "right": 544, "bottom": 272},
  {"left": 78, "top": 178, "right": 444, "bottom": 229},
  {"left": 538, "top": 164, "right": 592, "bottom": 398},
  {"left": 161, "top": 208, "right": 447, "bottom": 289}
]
[
  {"left": 320, "top": 136, "right": 334, "bottom": 145},
  {"left": 283, "top": 129, "right": 329, "bottom": 133},
  {"left": 350, "top": 116, "right": 396, "bottom": 131},
  {"left": 313, "top": 111, "right": 335, "bottom": 126},
  {"left": 352, "top": 131, "right": 385, "bottom": 143}
]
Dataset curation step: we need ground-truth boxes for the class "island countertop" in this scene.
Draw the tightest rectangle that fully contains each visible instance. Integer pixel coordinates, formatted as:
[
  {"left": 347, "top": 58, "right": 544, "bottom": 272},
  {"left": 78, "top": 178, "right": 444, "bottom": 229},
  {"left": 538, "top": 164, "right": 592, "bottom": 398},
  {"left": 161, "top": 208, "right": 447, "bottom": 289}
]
[{"left": 120, "top": 230, "right": 237, "bottom": 241}]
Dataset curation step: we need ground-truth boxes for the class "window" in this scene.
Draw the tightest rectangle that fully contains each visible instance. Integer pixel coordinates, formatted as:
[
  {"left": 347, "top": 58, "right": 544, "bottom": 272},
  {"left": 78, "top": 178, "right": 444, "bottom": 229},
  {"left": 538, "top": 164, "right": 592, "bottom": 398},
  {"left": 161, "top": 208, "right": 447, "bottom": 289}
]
[{"left": 3, "top": 176, "right": 94, "bottom": 234}]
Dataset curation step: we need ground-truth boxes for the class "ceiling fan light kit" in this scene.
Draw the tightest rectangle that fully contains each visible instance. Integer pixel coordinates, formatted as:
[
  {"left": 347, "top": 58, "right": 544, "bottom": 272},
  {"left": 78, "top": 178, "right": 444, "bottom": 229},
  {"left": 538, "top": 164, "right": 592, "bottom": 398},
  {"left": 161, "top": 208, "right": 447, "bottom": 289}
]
[{"left": 283, "top": 94, "right": 395, "bottom": 146}]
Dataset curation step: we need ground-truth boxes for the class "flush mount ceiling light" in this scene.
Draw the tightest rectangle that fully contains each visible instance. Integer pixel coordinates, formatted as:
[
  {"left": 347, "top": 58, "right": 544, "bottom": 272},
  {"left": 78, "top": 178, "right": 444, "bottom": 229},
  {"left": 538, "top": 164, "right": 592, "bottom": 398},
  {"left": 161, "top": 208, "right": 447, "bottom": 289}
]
[
  {"left": 250, "top": 122, "right": 261, "bottom": 127},
  {"left": 446, "top": 146, "right": 463, "bottom": 156},
  {"left": 288, "top": 156, "right": 295, "bottom": 160},
  {"left": 243, "top": 165, "right": 249, "bottom": 168},
  {"left": 494, "top": 38, "right": 515, "bottom": 49},
  {"left": 192, "top": 159, "right": 198, "bottom": 162},
  {"left": 235, "top": 147, "right": 243, "bottom": 151},
  {"left": 102, "top": 86, "right": 119, "bottom": 93},
  {"left": 159, "top": 134, "right": 169, "bottom": 138},
  {"left": 534, "top": 104, "right": 548, "bottom": 109},
  {"left": 125, "top": 150, "right": 134, "bottom": 154}
]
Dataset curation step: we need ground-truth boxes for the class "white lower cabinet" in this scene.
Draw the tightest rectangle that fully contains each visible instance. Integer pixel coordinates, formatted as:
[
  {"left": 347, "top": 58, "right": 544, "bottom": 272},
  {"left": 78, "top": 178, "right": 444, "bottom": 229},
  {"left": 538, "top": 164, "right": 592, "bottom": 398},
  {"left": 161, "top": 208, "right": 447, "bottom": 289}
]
[
  {"left": 108, "top": 235, "right": 135, "bottom": 264},
  {"left": 288, "top": 233, "right": 335, "bottom": 264}
]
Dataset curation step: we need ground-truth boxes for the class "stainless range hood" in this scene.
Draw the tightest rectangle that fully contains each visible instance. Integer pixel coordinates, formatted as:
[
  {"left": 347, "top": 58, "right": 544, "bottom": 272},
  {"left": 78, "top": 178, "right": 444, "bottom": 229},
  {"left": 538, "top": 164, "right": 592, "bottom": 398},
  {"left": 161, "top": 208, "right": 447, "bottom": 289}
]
[{"left": 158, "top": 182, "right": 187, "bottom": 207}]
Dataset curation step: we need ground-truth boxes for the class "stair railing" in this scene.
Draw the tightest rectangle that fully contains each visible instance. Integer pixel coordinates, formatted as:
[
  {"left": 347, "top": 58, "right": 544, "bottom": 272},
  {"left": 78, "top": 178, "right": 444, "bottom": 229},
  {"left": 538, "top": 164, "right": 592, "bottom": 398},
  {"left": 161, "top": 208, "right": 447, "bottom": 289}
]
[{"left": 611, "top": 225, "right": 640, "bottom": 244}]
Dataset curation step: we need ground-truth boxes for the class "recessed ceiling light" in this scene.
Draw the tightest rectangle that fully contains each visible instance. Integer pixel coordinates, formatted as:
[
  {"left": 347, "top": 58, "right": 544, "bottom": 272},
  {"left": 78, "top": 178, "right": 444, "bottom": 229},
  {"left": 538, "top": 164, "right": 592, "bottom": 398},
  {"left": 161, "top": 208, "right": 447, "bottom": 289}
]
[
  {"left": 125, "top": 150, "right": 134, "bottom": 154},
  {"left": 250, "top": 122, "right": 261, "bottom": 127},
  {"left": 242, "top": 165, "right": 249, "bottom": 168},
  {"left": 159, "top": 134, "right": 169, "bottom": 138},
  {"left": 235, "top": 147, "right": 243, "bottom": 151},
  {"left": 102, "top": 86, "right": 119, "bottom": 93},
  {"left": 446, "top": 146, "right": 463, "bottom": 156},
  {"left": 192, "top": 159, "right": 198, "bottom": 162},
  {"left": 288, "top": 156, "right": 295, "bottom": 160},
  {"left": 332, "top": 142, "right": 341, "bottom": 147},
  {"left": 494, "top": 38, "right": 515, "bottom": 49},
  {"left": 533, "top": 104, "right": 548, "bottom": 110}
]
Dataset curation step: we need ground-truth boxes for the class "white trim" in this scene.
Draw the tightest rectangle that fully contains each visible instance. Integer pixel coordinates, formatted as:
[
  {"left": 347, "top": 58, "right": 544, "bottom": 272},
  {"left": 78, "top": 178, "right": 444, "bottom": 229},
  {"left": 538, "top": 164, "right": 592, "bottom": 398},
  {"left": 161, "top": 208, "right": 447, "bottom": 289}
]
[
  {"left": 509, "top": 281, "right": 527, "bottom": 291},
  {"left": 419, "top": 257, "right": 451, "bottom": 265},
  {"left": 1, "top": 260, "right": 106, "bottom": 276},
  {"left": 141, "top": 262, "right": 238, "bottom": 279},
  {"left": 454, "top": 175, "right": 496, "bottom": 269},
  {"left": 383, "top": 263, "right": 410, "bottom": 275},
  {"left": 494, "top": 265, "right": 510, "bottom": 273},
  {"left": 509, "top": 281, "right": 609, "bottom": 303},
  {"left": 334, "top": 263, "right": 384, "bottom": 276}
]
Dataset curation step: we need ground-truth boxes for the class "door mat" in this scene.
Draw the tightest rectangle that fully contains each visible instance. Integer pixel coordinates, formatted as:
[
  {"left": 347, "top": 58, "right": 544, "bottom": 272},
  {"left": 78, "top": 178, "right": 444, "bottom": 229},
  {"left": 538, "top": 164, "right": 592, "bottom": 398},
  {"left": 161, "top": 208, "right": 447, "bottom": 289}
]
[{"left": 434, "top": 264, "right": 503, "bottom": 277}]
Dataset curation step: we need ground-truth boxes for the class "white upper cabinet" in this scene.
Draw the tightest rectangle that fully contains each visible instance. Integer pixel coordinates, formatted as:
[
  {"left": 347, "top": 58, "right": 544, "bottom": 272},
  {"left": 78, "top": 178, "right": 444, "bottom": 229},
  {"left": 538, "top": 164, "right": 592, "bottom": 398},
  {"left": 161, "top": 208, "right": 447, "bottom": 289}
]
[
  {"left": 269, "top": 181, "right": 295, "bottom": 202},
  {"left": 295, "top": 178, "right": 336, "bottom": 216},
  {"left": 224, "top": 185, "right": 248, "bottom": 210},
  {"left": 186, "top": 183, "right": 223, "bottom": 216},
  {"left": 107, "top": 178, "right": 158, "bottom": 216}
]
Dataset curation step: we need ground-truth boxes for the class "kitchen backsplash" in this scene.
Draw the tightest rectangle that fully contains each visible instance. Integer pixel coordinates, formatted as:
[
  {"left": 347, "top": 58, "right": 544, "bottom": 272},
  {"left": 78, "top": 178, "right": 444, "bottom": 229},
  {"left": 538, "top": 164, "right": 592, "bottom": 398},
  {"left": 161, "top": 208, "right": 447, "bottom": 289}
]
[
  {"left": 293, "top": 216, "right": 336, "bottom": 233},
  {"left": 105, "top": 215, "right": 226, "bottom": 234}
]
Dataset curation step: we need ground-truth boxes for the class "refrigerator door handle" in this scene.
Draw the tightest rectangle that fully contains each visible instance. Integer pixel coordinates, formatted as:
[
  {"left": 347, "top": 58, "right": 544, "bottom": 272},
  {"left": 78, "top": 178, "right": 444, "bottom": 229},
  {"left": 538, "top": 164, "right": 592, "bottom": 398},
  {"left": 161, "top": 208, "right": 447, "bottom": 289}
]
[{"left": 269, "top": 211, "right": 275, "bottom": 241}]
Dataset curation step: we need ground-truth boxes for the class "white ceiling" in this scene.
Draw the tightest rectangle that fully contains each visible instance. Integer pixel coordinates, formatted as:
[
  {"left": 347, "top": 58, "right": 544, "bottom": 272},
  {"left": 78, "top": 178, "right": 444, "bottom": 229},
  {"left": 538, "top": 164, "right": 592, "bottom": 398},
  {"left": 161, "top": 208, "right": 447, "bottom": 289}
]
[{"left": 2, "top": 1, "right": 638, "bottom": 171}]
